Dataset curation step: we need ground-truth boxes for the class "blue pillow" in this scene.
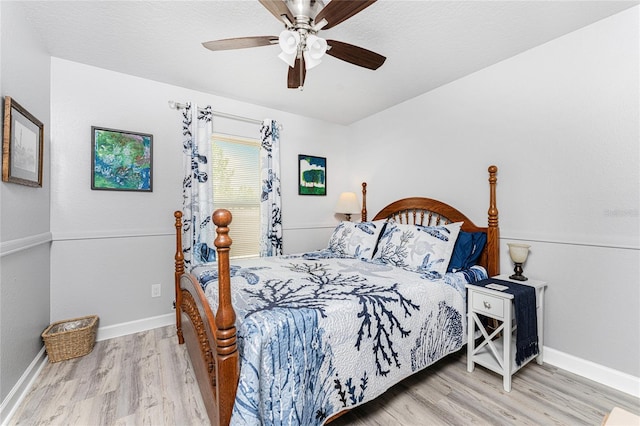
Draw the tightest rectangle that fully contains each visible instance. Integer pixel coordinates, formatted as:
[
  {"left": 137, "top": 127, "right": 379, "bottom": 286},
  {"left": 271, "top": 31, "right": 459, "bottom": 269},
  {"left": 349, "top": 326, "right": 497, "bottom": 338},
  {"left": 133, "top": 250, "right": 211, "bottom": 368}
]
[{"left": 447, "top": 231, "right": 487, "bottom": 272}]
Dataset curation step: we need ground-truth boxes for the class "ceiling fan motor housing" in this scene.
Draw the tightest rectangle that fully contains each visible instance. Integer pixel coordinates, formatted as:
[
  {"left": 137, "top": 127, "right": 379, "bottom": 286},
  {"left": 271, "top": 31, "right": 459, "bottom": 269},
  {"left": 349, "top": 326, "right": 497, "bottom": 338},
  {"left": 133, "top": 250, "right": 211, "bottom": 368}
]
[{"left": 285, "top": 0, "right": 324, "bottom": 22}]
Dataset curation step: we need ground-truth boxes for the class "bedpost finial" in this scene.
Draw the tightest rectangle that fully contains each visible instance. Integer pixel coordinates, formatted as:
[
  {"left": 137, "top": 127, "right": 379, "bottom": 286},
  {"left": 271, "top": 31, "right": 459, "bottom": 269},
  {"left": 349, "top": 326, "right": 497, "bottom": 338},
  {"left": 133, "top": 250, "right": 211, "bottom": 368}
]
[
  {"left": 213, "top": 209, "right": 233, "bottom": 250},
  {"left": 174, "top": 210, "right": 182, "bottom": 219},
  {"left": 212, "top": 209, "right": 232, "bottom": 227},
  {"left": 488, "top": 165, "right": 498, "bottom": 174}
]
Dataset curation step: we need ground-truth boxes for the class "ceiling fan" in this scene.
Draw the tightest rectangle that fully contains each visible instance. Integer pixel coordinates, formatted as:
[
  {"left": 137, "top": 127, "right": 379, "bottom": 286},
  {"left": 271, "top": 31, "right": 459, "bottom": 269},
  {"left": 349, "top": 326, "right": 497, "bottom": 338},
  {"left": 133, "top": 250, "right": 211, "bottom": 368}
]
[{"left": 202, "top": 0, "right": 386, "bottom": 89}]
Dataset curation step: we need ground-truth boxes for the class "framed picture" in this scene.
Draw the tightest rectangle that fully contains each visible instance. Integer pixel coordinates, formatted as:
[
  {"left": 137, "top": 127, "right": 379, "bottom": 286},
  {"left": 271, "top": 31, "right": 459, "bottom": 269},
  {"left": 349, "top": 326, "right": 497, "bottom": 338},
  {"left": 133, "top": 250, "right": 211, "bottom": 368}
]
[
  {"left": 298, "top": 154, "right": 326, "bottom": 196},
  {"left": 2, "top": 96, "right": 44, "bottom": 187},
  {"left": 91, "top": 126, "right": 153, "bottom": 192}
]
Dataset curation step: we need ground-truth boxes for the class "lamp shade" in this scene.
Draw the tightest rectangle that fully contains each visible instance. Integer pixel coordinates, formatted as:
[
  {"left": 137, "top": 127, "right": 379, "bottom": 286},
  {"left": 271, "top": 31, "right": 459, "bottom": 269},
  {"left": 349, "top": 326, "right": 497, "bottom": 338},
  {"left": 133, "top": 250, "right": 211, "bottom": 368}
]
[
  {"left": 303, "top": 50, "right": 321, "bottom": 70},
  {"left": 279, "top": 30, "right": 300, "bottom": 54},
  {"left": 278, "top": 30, "right": 300, "bottom": 67},
  {"left": 303, "top": 34, "right": 327, "bottom": 70},
  {"left": 335, "top": 192, "right": 361, "bottom": 214},
  {"left": 507, "top": 243, "right": 530, "bottom": 263},
  {"left": 278, "top": 51, "right": 297, "bottom": 67}
]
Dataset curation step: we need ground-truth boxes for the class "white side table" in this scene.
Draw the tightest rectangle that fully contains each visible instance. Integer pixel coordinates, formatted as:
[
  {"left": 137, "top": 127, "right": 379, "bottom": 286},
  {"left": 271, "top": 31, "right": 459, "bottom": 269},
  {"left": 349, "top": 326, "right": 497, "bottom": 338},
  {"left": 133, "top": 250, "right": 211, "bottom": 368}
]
[{"left": 466, "top": 275, "right": 547, "bottom": 391}]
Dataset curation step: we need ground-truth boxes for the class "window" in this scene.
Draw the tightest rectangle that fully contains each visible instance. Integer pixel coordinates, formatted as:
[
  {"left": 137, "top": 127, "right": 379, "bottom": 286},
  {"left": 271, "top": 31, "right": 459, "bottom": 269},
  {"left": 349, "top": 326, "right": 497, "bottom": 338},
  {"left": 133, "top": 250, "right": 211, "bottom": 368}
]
[{"left": 212, "top": 134, "right": 261, "bottom": 259}]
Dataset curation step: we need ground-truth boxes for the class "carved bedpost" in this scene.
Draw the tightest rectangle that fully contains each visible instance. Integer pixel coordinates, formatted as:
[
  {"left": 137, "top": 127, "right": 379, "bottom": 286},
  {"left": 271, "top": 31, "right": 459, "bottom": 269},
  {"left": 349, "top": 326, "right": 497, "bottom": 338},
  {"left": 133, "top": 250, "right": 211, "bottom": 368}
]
[
  {"left": 487, "top": 165, "right": 500, "bottom": 277},
  {"left": 361, "top": 182, "right": 368, "bottom": 222},
  {"left": 174, "top": 211, "right": 185, "bottom": 344},
  {"left": 212, "top": 209, "right": 239, "bottom": 426}
]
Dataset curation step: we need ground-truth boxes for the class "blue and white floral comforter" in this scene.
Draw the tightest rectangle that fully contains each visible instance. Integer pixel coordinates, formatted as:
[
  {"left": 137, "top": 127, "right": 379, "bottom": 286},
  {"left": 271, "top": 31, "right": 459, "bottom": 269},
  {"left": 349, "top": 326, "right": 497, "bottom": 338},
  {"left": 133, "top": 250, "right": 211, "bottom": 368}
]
[{"left": 192, "top": 252, "right": 487, "bottom": 425}]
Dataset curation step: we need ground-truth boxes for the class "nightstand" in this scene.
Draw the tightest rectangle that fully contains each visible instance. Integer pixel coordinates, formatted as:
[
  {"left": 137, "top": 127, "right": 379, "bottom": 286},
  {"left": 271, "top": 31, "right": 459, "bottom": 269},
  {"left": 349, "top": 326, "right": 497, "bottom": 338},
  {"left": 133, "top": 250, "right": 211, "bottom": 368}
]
[{"left": 466, "top": 275, "right": 547, "bottom": 391}]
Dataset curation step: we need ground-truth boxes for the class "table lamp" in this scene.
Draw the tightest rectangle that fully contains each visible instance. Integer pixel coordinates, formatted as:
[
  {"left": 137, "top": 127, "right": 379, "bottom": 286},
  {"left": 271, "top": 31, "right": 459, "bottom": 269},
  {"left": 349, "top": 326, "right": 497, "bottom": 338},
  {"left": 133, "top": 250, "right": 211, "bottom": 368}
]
[
  {"left": 335, "top": 192, "right": 361, "bottom": 221},
  {"left": 507, "top": 243, "right": 530, "bottom": 281}
]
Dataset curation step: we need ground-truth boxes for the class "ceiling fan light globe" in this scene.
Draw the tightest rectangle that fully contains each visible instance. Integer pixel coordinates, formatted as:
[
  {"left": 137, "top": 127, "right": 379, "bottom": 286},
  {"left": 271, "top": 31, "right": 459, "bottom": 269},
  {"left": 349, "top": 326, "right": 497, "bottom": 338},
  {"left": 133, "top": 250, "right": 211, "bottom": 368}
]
[
  {"left": 303, "top": 51, "right": 322, "bottom": 70},
  {"left": 305, "top": 34, "right": 327, "bottom": 59},
  {"left": 278, "top": 30, "right": 300, "bottom": 54},
  {"left": 278, "top": 51, "right": 298, "bottom": 68}
]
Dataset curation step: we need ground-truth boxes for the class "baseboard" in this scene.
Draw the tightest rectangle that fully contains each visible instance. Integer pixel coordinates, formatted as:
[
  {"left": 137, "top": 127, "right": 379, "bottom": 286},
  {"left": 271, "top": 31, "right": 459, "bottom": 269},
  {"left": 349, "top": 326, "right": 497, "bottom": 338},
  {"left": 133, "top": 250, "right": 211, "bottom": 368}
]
[
  {"left": 544, "top": 346, "right": 640, "bottom": 399},
  {"left": 0, "top": 347, "right": 47, "bottom": 426},
  {"left": 96, "top": 313, "right": 175, "bottom": 341}
]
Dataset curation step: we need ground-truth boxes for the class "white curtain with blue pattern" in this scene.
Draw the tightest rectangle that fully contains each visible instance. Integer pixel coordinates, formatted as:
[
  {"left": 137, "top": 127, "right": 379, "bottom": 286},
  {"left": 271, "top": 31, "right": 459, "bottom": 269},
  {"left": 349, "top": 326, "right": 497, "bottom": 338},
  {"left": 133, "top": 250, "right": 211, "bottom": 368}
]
[
  {"left": 259, "top": 119, "right": 283, "bottom": 256},
  {"left": 181, "top": 103, "right": 216, "bottom": 268}
]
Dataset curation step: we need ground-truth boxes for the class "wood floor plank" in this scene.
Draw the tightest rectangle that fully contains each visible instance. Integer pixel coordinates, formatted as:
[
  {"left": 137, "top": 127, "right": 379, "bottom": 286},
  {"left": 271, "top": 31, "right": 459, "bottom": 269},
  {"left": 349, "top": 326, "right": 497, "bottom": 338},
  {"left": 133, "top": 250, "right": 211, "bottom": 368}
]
[
  {"left": 8, "top": 326, "right": 640, "bottom": 426},
  {"left": 155, "top": 328, "right": 209, "bottom": 424}
]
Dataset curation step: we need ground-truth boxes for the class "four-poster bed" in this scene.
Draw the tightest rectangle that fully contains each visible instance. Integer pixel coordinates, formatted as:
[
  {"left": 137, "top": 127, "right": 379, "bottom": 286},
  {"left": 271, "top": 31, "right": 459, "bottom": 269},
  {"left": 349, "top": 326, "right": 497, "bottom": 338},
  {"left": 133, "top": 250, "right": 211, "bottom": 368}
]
[{"left": 174, "top": 165, "right": 500, "bottom": 425}]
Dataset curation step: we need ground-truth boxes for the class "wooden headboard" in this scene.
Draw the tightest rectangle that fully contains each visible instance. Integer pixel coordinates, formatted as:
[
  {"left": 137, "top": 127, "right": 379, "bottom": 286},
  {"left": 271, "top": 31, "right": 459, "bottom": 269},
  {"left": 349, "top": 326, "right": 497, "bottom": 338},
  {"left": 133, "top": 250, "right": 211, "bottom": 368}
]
[{"left": 360, "top": 165, "right": 499, "bottom": 276}]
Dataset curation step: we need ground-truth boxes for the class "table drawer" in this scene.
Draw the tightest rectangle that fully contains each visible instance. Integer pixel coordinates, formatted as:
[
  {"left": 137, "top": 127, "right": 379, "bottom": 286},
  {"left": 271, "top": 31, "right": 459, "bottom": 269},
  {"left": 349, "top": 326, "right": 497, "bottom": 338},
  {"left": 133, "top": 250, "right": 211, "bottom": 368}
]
[{"left": 471, "top": 292, "right": 506, "bottom": 319}]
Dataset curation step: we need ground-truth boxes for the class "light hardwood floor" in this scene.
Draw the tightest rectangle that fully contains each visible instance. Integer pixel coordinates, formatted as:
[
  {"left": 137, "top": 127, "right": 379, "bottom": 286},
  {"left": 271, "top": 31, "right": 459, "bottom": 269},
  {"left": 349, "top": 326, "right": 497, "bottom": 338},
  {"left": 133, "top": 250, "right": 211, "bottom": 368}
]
[{"left": 9, "top": 326, "right": 639, "bottom": 425}]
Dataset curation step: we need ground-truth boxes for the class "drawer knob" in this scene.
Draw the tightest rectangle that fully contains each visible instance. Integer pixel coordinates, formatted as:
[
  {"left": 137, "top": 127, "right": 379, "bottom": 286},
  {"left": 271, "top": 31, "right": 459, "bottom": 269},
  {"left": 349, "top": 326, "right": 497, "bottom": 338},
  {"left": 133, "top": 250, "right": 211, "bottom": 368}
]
[{"left": 483, "top": 301, "right": 491, "bottom": 309}]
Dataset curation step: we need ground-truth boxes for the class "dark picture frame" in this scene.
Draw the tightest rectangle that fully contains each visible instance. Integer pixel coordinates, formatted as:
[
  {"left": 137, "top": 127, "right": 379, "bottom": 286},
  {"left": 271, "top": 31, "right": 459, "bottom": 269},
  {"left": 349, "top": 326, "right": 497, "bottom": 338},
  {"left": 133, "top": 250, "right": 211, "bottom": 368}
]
[
  {"left": 298, "top": 154, "right": 326, "bottom": 196},
  {"left": 2, "top": 96, "right": 44, "bottom": 187},
  {"left": 91, "top": 126, "right": 153, "bottom": 192}
]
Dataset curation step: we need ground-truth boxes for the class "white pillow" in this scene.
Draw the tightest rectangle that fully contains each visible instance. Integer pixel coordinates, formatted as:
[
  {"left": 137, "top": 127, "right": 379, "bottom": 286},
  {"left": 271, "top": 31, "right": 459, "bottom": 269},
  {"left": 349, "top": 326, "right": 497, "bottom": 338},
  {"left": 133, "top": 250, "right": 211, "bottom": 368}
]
[
  {"left": 327, "top": 220, "right": 386, "bottom": 260},
  {"left": 372, "top": 221, "right": 462, "bottom": 278}
]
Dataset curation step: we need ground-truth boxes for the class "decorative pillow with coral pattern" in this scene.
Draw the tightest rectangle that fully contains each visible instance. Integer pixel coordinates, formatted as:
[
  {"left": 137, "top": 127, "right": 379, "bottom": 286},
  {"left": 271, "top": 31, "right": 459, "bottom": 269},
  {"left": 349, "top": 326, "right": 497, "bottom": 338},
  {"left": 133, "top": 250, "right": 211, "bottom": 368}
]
[
  {"left": 372, "top": 221, "right": 462, "bottom": 279},
  {"left": 327, "top": 220, "right": 387, "bottom": 260}
]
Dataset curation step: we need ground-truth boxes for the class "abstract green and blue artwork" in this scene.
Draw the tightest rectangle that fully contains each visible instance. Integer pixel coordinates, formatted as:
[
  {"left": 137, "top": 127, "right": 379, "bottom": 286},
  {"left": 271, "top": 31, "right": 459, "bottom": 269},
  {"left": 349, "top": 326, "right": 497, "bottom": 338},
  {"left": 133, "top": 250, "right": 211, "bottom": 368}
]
[
  {"left": 91, "top": 126, "right": 153, "bottom": 192},
  {"left": 298, "top": 154, "right": 326, "bottom": 196}
]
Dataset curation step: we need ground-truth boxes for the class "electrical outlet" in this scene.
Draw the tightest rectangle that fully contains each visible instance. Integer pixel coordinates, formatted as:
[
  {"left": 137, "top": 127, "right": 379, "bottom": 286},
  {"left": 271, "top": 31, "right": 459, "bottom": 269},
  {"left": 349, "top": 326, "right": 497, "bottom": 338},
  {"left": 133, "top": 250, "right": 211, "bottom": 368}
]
[{"left": 151, "top": 284, "right": 161, "bottom": 298}]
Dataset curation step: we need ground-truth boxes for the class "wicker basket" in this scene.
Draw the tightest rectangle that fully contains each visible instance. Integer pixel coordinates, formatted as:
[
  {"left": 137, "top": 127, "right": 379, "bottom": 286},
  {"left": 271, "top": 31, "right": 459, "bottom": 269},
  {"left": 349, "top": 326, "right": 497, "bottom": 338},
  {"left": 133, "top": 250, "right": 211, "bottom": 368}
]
[{"left": 41, "top": 315, "right": 99, "bottom": 363}]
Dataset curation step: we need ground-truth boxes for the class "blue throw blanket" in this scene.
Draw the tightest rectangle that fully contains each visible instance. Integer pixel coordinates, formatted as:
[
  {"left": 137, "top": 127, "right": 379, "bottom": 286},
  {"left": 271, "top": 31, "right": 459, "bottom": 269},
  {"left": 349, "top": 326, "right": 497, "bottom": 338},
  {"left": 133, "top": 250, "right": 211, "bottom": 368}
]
[{"left": 474, "top": 279, "right": 539, "bottom": 366}]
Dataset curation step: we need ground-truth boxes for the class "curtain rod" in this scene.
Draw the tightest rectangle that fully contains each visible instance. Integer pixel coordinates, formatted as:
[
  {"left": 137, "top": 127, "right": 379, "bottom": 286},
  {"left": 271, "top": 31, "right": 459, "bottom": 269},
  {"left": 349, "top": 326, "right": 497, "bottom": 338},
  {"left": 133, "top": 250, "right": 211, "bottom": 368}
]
[{"left": 168, "top": 100, "right": 264, "bottom": 126}]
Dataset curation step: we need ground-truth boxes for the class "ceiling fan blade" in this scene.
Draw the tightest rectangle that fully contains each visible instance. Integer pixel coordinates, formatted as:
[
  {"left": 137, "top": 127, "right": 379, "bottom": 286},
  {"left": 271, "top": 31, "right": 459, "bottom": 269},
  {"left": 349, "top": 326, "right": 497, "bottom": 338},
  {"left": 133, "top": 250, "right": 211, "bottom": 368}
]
[
  {"left": 315, "top": 0, "right": 376, "bottom": 29},
  {"left": 259, "top": 0, "right": 294, "bottom": 24},
  {"left": 202, "top": 36, "right": 278, "bottom": 51},
  {"left": 326, "top": 40, "right": 386, "bottom": 70},
  {"left": 287, "top": 57, "right": 306, "bottom": 89}
]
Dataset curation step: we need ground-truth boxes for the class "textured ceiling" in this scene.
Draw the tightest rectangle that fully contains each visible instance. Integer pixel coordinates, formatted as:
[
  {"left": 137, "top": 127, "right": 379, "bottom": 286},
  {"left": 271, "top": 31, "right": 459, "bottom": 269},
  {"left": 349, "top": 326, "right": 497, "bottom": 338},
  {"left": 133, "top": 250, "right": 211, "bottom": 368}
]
[{"left": 18, "top": 0, "right": 638, "bottom": 124}]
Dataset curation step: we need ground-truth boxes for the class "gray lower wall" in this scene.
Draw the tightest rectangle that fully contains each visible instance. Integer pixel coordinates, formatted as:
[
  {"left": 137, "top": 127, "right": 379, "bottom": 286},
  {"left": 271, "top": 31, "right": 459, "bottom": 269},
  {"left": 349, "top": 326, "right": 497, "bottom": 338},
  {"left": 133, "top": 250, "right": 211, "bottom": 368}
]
[
  {"left": 50, "top": 235, "right": 176, "bottom": 328},
  {"left": 527, "top": 241, "right": 639, "bottom": 375},
  {"left": 1, "top": 243, "right": 51, "bottom": 400}
]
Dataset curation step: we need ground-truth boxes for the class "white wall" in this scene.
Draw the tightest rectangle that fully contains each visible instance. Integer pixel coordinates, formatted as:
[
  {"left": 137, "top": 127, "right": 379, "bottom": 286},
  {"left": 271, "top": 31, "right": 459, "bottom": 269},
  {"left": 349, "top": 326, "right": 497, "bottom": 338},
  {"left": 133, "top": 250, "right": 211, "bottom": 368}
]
[
  {"left": 0, "top": 1, "right": 51, "bottom": 416},
  {"left": 49, "top": 58, "right": 351, "bottom": 328},
  {"left": 349, "top": 7, "right": 639, "bottom": 379}
]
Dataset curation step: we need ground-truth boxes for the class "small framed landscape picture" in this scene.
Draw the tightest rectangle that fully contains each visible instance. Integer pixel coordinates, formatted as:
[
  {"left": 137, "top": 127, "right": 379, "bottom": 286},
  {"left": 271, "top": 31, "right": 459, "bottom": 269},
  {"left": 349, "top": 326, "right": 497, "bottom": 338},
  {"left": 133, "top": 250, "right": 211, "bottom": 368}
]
[
  {"left": 298, "top": 154, "right": 326, "bottom": 196},
  {"left": 2, "top": 96, "right": 44, "bottom": 187},
  {"left": 91, "top": 126, "right": 153, "bottom": 192}
]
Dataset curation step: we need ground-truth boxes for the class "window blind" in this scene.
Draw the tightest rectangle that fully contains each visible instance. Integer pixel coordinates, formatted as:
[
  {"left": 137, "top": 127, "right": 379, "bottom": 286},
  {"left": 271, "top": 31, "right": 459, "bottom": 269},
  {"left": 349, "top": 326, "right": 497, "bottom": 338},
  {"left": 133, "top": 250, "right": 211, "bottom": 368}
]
[{"left": 212, "top": 134, "right": 261, "bottom": 258}]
